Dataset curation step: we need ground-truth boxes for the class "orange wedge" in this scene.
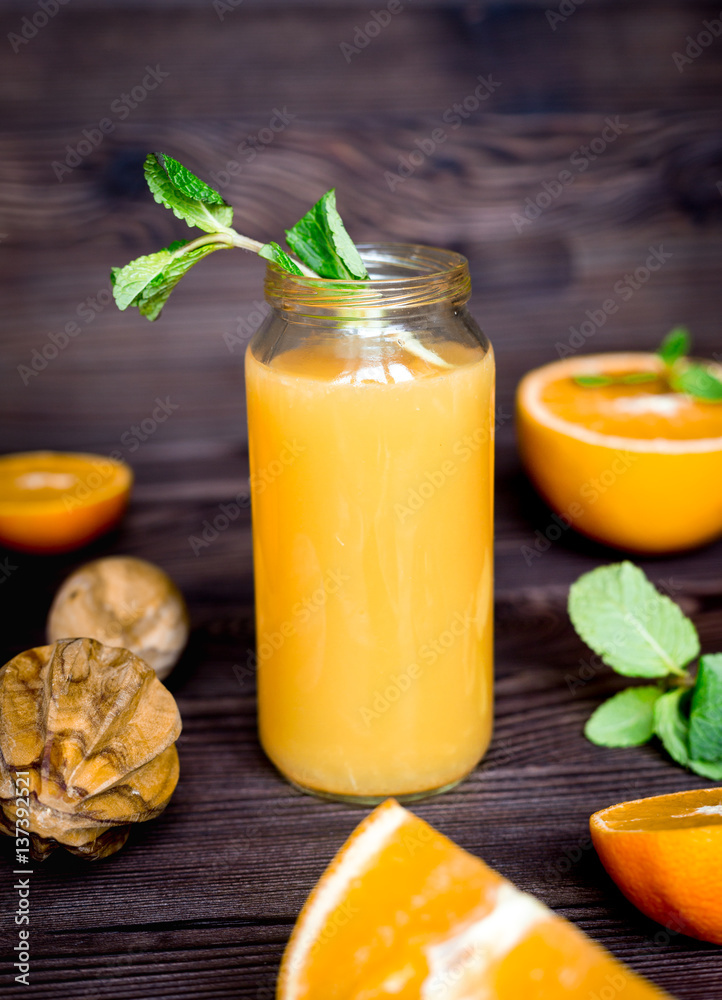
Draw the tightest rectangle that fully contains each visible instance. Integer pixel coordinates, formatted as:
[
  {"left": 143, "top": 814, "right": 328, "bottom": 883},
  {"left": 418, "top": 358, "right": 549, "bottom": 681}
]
[
  {"left": 516, "top": 353, "right": 722, "bottom": 553},
  {"left": 0, "top": 451, "right": 132, "bottom": 554},
  {"left": 591, "top": 788, "right": 722, "bottom": 945},
  {"left": 278, "top": 799, "right": 672, "bottom": 999}
]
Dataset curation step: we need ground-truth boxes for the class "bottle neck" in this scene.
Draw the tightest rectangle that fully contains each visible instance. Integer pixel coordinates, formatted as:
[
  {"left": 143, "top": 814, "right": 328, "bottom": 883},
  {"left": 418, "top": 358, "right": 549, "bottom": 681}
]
[{"left": 263, "top": 244, "right": 471, "bottom": 324}]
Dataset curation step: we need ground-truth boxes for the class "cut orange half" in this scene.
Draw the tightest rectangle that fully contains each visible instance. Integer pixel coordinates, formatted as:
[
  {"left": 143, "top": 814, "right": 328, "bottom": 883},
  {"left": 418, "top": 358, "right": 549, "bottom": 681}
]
[
  {"left": 591, "top": 787, "right": 722, "bottom": 946},
  {"left": 516, "top": 353, "right": 722, "bottom": 553},
  {"left": 0, "top": 451, "right": 132, "bottom": 554},
  {"left": 278, "top": 799, "right": 672, "bottom": 999}
]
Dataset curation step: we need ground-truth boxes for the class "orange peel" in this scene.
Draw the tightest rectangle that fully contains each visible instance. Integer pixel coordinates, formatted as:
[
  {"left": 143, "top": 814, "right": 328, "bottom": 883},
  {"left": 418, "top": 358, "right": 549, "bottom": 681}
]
[
  {"left": 516, "top": 353, "right": 722, "bottom": 553},
  {"left": 278, "top": 799, "right": 672, "bottom": 999}
]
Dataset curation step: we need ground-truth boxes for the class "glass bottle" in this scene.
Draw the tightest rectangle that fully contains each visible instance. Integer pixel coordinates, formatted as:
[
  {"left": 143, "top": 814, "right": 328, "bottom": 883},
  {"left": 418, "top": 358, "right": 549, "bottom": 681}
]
[{"left": 245, "top": 244, "right": 495, "bottom": 803}]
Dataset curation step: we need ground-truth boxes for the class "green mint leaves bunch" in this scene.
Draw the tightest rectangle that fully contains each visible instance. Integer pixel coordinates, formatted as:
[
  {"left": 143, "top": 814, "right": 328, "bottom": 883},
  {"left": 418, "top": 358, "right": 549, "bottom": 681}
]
[
  {"left": 111, "top": 153, "right": 368, "bottom": 321},
  {"left": 569, "top": 561, "right": 722, "bottom": 780},
  {"left": 574, "top": 327, "right": 722, "bottom": 403}
]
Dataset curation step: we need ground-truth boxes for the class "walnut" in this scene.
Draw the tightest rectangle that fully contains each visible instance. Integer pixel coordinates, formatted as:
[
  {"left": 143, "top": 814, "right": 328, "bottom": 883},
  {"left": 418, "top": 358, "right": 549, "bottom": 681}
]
[
  {"left": 0, "top": 638, "right": 181, "bottom": 860},
  {"left": 47, "top": 556, "right": 189, "bottom": 680}
]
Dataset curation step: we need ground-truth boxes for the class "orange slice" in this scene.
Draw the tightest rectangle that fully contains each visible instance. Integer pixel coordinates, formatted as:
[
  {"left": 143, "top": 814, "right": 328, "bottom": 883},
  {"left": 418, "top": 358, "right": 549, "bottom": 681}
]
[
  {"left": 278, "top": 799, "right": 672, "bottom": 999},
  {"left": 590, "top": 787, "right": 722, "bottom": 945},
  {"left": 0, "top": 452, "right": 132, "bottom": 554},
  {"left": 516, "top": 353, "right": 722, "bottom": 553}
]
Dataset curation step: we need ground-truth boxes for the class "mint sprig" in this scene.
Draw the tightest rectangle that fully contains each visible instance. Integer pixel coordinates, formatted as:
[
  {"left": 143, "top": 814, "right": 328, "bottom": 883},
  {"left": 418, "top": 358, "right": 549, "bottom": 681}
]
[
  {"left": 572, "top": 326, "right": 722, "bottom": 403},
  {"left": 657, "top": 326, "right": 690, "bottom": 366},
  {"left": 144, "top": 153, "right": 235, "bottom": 234},
  {"left": 285, "top": 190, "right": 368, "bottom": 280},
  {"left": 689, "top": 654, "right": 722, "bottom": 762},
  {"left": 584, "top": 686, "right": 664, "bottom": 747},
  {"left": 112, "top": 241, "right": 223, "bottom": 321},
  {"left": 568, "top": 562, "right": 699, "bottom": 678},
  {"left": 670, "top": 364, "right": 722, "bottom": 402},
  {"left": 257, "top": 241, "right": 304, "bottom": 276},
  {"left": 111, "top": 153, "right": 367, "bottom": 320},
  {"left": 569, "top": 561, "right": 722, "bottom": 779},
  {"left": 655, "top": 687, "right": 722, "bottom": 781}
]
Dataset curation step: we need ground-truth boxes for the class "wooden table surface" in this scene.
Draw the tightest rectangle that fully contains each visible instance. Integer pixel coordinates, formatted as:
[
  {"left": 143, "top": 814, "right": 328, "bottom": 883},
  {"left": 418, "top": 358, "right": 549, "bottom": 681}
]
[{"left": 2, "top": 1, "right": 722, "bottom": 997}]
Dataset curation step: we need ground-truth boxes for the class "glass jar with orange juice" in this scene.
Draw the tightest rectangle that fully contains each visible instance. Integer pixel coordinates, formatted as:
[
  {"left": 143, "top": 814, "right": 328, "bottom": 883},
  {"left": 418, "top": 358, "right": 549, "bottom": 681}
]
[{"left": 245, "top": 245, "right": 495, "bottom": 802}]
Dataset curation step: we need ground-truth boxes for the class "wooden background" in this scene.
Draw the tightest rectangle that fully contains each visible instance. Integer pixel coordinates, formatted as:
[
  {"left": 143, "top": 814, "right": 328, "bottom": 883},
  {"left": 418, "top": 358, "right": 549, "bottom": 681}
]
[{"left": 1, "top": 0, "right": 722, "bottom": 996}]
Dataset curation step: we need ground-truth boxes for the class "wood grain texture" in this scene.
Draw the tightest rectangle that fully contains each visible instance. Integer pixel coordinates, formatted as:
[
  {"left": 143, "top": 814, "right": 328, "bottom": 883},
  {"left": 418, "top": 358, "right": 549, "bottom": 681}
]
[
  {"left": 2, "top": 1, "right": 722, "bottom": 997},
  {"left": 1, "top": 2, "right": 722, "bottom": 123},
  {"left": 2, "top": 114, "right": 722, "bottom": 453}
]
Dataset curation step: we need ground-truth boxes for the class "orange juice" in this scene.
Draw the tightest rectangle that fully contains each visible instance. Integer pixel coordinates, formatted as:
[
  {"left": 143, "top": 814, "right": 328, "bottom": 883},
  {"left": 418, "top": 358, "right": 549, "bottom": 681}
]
[{"left": 246, "top": 339, "right": 495, "bottom": 800}]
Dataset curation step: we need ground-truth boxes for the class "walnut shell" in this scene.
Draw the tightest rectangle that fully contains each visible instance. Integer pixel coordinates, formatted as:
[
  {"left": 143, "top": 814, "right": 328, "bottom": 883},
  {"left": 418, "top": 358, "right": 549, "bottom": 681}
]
[
  {"left": 0, "top": 638, "right": 181, "bottom": 860},
  {"left": 47, "top": 556, "right": 189, "bottom": 680}
]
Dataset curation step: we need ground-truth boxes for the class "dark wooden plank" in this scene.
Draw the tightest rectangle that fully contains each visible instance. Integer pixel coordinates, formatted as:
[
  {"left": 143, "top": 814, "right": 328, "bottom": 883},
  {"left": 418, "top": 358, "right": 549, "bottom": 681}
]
[
  {"left": 2, "top": 115, "right": 722, "bottom": 453},
  {"left": 0, "top": 0, "right": 666, "bottom": 8},
  {"left": 1, "top": 568, "right": 721, "bottom": 997},
  {"left": 1, "top": 3, "right": 722, "bottom": 123},
  {"left": 0, "top": 447, "right": 721, "bottom": 999}
]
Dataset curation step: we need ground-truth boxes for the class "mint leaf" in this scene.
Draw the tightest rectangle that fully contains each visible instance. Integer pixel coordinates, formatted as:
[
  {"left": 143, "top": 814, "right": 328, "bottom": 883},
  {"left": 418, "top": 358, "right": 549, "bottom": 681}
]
[
  {"left": 657, "top": 326, "right": 691, "bottom": 366},
  {"left": 285, "top": 190, "right": 368, "bottom": 280},
  {"left": 653, "top": 686, "right": 722, "bottom": 779},
  {"left": 574, "top": 373, "right": 659, "bottom": 389},
  {"left": 568, "top": 562, "right": 700, "bottom": 678},
  {"left": 671, "top": 364, "right": 722, "bottom": 403},
  {"left": 689, "top": 654, "right": 722, "bottom": 762},
  {"left": 111, "top": 239, "right": 226, "bottom": 320},
  {"left": 619, "top": 372, "right": 659, "bottom": 385},
  {"left": 144, "top": 153, "right": 234, "bottom": 233},
  {"left": 258, "top": 241, "right": 304, "bottom": 276},
  {"left": 161, "top": 155, "right": 229, "bottom": 207},
  {"left": 584, "top": 686, "right": 663, "bottom": 747},
  {"left": 573, "top": 375, "right": 614, "bottom": 387},
  {"left": 654, "top": 687, "right": 691, "bottom": 767},
  {"left": 135, "top": 242, "right": 225, "bottom": 320},
  {"left": 688, "top": 758, "right": 722, "bottom": 780},
  {"left": 111, "top": 246, "right": 179, "bottom": 311}
]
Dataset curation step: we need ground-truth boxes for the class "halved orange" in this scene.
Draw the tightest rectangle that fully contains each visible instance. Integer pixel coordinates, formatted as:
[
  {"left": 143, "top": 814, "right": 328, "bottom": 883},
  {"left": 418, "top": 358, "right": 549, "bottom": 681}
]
[
  {"left": 591, "top": 787, "right": 722, "bottom": 945},
  {"left": 0, "top": 451, "right": 132, "bottom": 554},
  {"left": 278, "top": 799, "right": 672, "bottom": 999},
  {"left": 516, "top": 353, "right": 722, "bottom": 553}
]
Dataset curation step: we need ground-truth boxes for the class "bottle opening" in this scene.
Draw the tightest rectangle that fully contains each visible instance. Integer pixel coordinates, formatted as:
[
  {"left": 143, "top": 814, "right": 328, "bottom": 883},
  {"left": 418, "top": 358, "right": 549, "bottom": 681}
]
[{"left": 264, "top": 243, "right": 471, "bottom": 317}]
